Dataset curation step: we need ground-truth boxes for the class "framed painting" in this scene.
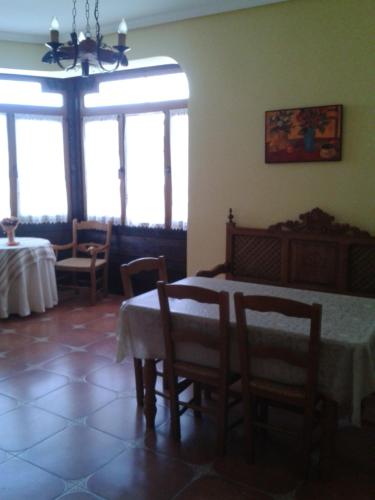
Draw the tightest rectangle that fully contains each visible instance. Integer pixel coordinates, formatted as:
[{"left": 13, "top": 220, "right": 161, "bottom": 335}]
[{"left": 265, "top": 104, "right": 343, "bottom": 163}]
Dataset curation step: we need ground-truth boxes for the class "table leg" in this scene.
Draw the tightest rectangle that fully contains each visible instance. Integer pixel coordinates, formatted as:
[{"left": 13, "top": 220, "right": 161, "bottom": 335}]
[
  {"left": 144, "top": 359, "right": 157, "bottom": 429},
  {"left": 320, "top": 399, "right": 338, "bottom": 479}
]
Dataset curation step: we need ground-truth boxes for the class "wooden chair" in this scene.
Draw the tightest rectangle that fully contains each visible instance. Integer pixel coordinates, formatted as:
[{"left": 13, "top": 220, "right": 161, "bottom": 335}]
[
  {"left": 157, "top": 281, "right": 235, "bottom": 456},
  {"left": 234, "top": 293, "right": 323, "bottom": 474},
  {"left": 53, "top": 219, "right": 112, "bottom": 305},
  {"left": 120, "top": 256, "right": 168, "bottom": 406}
]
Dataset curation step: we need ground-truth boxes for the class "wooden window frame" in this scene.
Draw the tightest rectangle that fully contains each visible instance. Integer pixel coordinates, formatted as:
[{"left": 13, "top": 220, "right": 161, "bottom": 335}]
[
  {"left": 80, "top": 67, "right": 188, "bottom": 229},
  {"left": 0, "top": 76, "right": 69, "bottom": 220}
]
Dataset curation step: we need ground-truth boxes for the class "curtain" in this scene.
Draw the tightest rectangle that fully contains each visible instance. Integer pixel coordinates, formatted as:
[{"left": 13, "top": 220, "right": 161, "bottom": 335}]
[
  {"left": 125, "top": 112, "right": 165, "bottom": 227},
  {"left": 15, "top": 115, "right": 68, "bottom": 223},
  {"left": 83, "top": 116, "right": 121, "bottom": 224}
]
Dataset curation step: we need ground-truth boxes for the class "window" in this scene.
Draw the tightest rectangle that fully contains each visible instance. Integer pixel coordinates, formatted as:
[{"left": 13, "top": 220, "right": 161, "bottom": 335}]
[
  {"left": 0, "top": 78, "right": 68, "bottom": 222},
  {"left": 125, "top": 112, "right": 165, "bottom": 226},
  {"left": 84, "top": 72, "right": 189, "bottom": 108},
  {"left": 83, "top": 69, "right": 189, "bottom": 229},
  {"left": 15, "top": 115, "right": 68, "bottom": 222},
  {"left": 0, "top": 80, "right": 63, "bottom": 107},
  {"left": 83, "top": 116, "right": 122, "bottom": 222}
]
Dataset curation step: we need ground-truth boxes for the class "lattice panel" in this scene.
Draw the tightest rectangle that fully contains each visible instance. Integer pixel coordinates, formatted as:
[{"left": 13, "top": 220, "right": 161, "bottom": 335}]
[
  {"left": 232, "top": 236, "right": 282, "bottom": 281},
  {"left": 349, "top": 245, "right": 375, "bottom": 293}
]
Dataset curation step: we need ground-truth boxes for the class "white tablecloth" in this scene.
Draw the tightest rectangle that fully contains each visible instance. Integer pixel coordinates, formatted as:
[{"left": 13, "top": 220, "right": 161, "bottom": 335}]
[
  {"left": 0, "top": 237, "right": 58, "bottom": 318},
  {"left": 117, "top": 277, "right": 375, "bottom": 426}
]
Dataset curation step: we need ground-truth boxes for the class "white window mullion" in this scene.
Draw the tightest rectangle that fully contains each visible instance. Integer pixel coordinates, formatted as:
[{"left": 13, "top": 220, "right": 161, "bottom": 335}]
[{"left": 0, "top": 113, "right": 11, "bottom": 219}]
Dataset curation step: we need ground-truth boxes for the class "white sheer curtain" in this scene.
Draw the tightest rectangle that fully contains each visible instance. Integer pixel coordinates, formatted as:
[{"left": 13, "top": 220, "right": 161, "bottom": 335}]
[
  {"left": 15, "top": 115, "right": 68, "bottom": 223},
  {"left": 170, "top": 109, "right": 189, "bottom": 229},
  {"left": 125, "top": 112, "right": 165, "bottom": 227},
  {"left": 83, "top": 116, "right": 121, "bottom": 223},
  {"left": 0, "top": 114, "right": 11, "bottom": 219}
]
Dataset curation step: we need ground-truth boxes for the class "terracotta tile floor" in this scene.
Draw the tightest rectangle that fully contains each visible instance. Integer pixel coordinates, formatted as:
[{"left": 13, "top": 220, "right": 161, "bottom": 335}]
[{"left": 0, "top": 294, "right": 374, "bottom": 499}]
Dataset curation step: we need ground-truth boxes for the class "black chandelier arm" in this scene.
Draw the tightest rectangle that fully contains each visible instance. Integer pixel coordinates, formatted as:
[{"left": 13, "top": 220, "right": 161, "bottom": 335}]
[{"left": 96, "top": 46, "right": 121, "bottom": 72}]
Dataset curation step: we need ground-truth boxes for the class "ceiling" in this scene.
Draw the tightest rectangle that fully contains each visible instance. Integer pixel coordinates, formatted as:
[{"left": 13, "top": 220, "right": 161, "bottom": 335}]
[{"left": 0, "top": 0, "right": 286, "bottom": 43}]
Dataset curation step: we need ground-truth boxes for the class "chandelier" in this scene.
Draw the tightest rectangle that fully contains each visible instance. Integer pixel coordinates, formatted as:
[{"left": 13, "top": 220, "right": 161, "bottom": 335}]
[{"left": 42, "top": 0, "right": 130, "bottom": 77}]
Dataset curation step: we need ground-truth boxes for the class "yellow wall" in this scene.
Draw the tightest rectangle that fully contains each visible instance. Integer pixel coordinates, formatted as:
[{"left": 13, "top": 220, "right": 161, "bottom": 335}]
[{"left": 0, "top": 0, "right": 374, "bottom": 274}]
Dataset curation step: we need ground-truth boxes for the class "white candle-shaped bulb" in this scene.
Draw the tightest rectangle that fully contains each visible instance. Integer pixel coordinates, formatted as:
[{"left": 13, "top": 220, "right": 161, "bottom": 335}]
[
  {"left": 118, "top": 18, "right": 128, "bottom": 34},
  {"left": 50, "top": 17, "right": 60, "bottom": 31},
  {"left": 49, "top": 16, "right": 59, "bottom": 43},
  {"left": 117, "top": 18, "right": 127, "bottom": 46}
]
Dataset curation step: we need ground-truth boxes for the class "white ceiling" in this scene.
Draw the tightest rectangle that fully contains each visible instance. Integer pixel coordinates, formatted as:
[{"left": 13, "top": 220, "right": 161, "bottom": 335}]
[{"left": 0, "top": 0, "right": 286, "bottom": 43}]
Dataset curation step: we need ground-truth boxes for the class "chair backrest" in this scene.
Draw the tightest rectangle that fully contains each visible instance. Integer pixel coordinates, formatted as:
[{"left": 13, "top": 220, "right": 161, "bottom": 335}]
[
  {"left": 234, "top": 293, "right": 322, "bottom": 404},
  {"left": 72, "top": 219, "right": 112, "bottom": 260},
  {"left": 121, "top": 256, "right": 168, "bottom": 299},
  {"left": 157, "top": 282, "right": 230, "bottom": 373}
]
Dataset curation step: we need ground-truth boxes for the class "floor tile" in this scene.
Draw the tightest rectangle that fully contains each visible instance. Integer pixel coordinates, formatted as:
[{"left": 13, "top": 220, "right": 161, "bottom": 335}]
[
  {"left": 0, "top": 368, "right": 69, "bottom": 401},
  {"left": 0, "top": 457, "right": 65, "bottom": 500},
  {"left": 144, "top": 412, "right": 220, "bottom": 465},
  {"left": 84, "top": 316, "right": 118, "bottom": 334},
  {"left": 0, "top": 405, "right": 68, "bottom": 451},
  {"left": 174, "top": 475, "right": 273, "bottom": 500},
  {"left": 85, "top": 362, "right": 136, "bottom": 393},
  {"left": 213, "top": 432, "right": 300, "bottom": 495},
  {"left": 59, "top": 492, "right": 102, "bottom": 499},
  {"left": 0, "top": 332, "right": 34, "bottom": 351},
  {"left": 335, "top": 425, "right": 375, "bottom": 475},
  {"left": 8, "top": 342, "right": 71, "bottom": 365},
  {"left": 87, "top": 447, "right": 194, "bottom": 500},
  {"left": 42, "top": 352, "right": 110, "bottom": 378},
  {"left": 85, "top": 337, "right": 118, "bottom": 360},
  {"left": 0, "top": 449, "right": 9, "bottom": 464},
  {"left": 0, "top": 358, "right": 28, "bottom": 380},
  {"left": 49, "top": 329, "right": 104, "bottom": 347},
  {"left": 33, "top": 382, "right": 117, "bottom": 419},
  {"left": 0, "top": 393, "right": 18, "bottom": 415},
  {"left": 87, "top": 397, "right": 169, "bottom": 440},
  {"left": 22, "top": 425, "right": 125, "bottom": 479},
  {"left": 295, "top": 462, "right": 375, "bottom": 499}
]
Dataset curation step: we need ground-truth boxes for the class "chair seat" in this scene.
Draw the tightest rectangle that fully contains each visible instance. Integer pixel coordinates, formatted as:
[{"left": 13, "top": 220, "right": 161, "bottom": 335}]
[
  {"left": 55, "top": 257, "right": 106, "bottom": 271},
  {"left": 231, "top": 377, "right": 306, "bottom": 404},
  {"left": 174, "top": 361, "right": 219, "bottom": 386}
]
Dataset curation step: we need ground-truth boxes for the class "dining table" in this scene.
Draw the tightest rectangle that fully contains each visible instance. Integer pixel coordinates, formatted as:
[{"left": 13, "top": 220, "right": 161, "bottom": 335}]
[
  {"left": 117, "top": 276, "right": 375, "bottom": 435},
  {"left": 0, "top": 237, "right": 58, "bottom": 319}
]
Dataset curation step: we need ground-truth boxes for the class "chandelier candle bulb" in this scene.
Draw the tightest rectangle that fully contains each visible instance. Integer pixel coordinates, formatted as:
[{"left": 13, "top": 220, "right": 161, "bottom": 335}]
[
  {"left": 118, "top": 18, "right": 128, "bottom": 46},
  {"left": 49, "top": 16, "right": 59, "bottom": 43}
]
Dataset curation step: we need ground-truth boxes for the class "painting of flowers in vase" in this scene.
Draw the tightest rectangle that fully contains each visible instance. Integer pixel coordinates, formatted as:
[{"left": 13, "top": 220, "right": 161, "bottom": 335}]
[{"left": 265, "top": 105, "right": 342, "bottom": 163}]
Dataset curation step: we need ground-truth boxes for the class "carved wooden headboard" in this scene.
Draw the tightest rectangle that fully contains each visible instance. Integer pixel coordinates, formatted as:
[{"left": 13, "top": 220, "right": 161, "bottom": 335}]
[{"left": 198, "top": 208, "right": 375, "bottom": 297}]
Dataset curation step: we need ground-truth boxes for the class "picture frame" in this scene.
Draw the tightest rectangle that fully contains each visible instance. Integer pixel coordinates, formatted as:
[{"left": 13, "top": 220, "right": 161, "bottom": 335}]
[{"left": 265, "top": 104, "right": 343, "bottom": 163}]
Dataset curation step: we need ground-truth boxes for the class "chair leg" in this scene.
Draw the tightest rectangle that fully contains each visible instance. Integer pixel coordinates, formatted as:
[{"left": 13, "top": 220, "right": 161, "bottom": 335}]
[
  {"left": 90, "top": 269, "right": 96, "bottom": 305},
  {"left": 258, "top": 399, "right": 269, "bottom": 441},
  {"left": 244, "top": 391, "right": 255, "bottom": 463},
  {"left": 103, "top": 266, "right": 109, "bottom": 297},
  {"left": 300, "top": 413, "right": 314, "bottom": 478},
  {"left": 216, "top": 384, "right": 228, "bottom": 456},
  {"left": 168, "top": 373, "right": 181, "bottom": 441},
  {"left": 133, "top": 358, "right": 144, "bottom": 406},
  {"left": 162, "top": 360, "right": 169, "bottom": 391},
  {"left": 203, "top": 387, "right": 212, "bottom": 400},
  {"left": 193, "top": 382, "right": 202, "bottom": 418}
]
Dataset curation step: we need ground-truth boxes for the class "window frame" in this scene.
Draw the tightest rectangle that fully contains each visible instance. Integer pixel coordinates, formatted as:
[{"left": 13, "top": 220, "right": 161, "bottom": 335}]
[
  {"left": 80, "top": 65, "right": 188, "bottom": 229},
  {"left": 0, "top": 74, "right": 70, "bottom": 220}
]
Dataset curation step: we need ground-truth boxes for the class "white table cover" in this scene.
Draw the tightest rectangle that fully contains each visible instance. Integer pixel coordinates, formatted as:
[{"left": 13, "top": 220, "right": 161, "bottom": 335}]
[
  {"left": 117, "top": 277, "right": 375, "bottom": 427},
  {"left": 0, "top": 237, "right": 58, "bottom": 318}
]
